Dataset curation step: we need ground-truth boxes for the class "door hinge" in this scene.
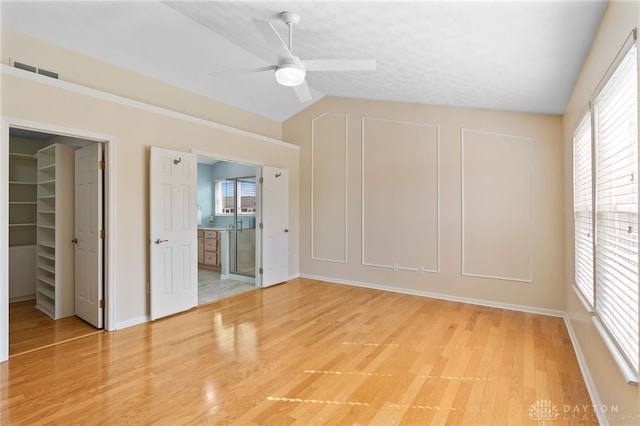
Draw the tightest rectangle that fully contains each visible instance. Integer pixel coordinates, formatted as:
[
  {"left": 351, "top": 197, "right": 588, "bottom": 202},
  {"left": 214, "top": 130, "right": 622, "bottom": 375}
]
[
  {"left": 98, "top": 160, "right": 105, "bottom": 170},
  {"left": 259, "top": 268, "right": 263, "bottom": 274},
  {"left": 259, "top": 223, "right": 263, "bottom": 229},
  {"left": 259, "top": 177, "right": 264, "bottom": 184},
  {"left": 99, "top": 230, "right": 105, "bottom": 239},
  {"left": 99, "top": 300, "right": 105, "bottom": 309}
]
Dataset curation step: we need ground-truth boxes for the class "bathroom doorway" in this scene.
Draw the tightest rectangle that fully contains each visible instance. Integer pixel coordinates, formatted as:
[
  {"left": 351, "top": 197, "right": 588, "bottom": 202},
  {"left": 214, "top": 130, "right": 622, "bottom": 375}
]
[{"left": 196, "top": 157, "right": 257, "bottom": 304}]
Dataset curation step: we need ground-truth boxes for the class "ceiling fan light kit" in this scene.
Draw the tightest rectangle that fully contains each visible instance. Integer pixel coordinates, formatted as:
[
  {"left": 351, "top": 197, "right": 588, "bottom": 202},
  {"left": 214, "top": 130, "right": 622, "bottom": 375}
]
[{"left": 275, "top": 60, "right": 306, "bottom": 86}]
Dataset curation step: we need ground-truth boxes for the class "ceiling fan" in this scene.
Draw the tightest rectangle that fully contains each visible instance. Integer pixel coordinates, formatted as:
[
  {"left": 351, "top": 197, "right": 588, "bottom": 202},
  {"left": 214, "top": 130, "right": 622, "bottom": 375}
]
[{"left": 219, "top": 11, "right": 376, "bottom": 103}]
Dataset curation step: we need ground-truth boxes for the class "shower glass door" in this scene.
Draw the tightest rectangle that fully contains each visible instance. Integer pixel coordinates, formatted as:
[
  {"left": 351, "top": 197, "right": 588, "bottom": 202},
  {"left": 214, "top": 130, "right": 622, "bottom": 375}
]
[{"left": 232, "top": 177, "right": 256, "bottom": 277}]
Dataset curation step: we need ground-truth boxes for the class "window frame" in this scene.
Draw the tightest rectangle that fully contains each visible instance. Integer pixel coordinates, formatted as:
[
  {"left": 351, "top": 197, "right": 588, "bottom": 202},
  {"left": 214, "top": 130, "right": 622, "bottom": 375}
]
[
  {"left": 572, "top": 30, "right": 639, "bottom": 385},
  {"left": 573, "top": 108, "right": 595, "bottom": 309},
  {"left": 214, "top": 177, "right": 257, "bottom": 216}
]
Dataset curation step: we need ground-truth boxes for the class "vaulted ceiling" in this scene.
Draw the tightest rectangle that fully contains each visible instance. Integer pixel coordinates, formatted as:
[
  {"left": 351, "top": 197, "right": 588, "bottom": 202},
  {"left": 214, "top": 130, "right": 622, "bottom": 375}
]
[{"left": 1, "top": 1, "right": 608, "bottom": 122}]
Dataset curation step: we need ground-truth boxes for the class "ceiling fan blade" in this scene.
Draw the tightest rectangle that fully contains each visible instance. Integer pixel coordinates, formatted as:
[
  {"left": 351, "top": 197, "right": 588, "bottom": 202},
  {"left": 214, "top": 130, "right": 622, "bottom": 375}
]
[
  {"left": 209, "top": 65, "right": 276, "bottom": 76},
  {"left": 303, "top": 59, "right": 376, "bottom": 72},
  {"left": 292, "top": 81, "right": 312, "bottom": 102},
  {"left": 253, "top": 19, "right": 293, "bottom": 60}
]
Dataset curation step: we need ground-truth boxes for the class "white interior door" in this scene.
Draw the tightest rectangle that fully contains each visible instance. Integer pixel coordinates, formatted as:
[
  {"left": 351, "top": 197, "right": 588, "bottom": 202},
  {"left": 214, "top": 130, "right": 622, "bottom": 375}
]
[
  {"left": 149, "top": 147, "right": 197, "bottom": 320},
  {"left": 74, "top": 143, "right": 103, "bottom": 328},
  {"left": 261, "top": 166, "right": 289, "bottom": 287}
]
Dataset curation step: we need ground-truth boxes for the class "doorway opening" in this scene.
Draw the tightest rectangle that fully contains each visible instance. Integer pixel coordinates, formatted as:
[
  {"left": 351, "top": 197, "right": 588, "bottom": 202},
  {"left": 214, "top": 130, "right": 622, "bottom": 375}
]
[
  {"left": 196, "top": 156, "right": 258, "bottom": 305},
  {"left": 1, "top": 120, "right": 114, "bottom": 362}
]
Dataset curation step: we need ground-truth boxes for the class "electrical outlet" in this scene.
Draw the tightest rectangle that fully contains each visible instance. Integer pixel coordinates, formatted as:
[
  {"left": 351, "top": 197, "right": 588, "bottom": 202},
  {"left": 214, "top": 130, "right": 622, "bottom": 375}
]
[
  {"left": 393, "top": 263, "right": 399, "bottom": 272},
  {"left": 417, "top": 266, "right": 425, "bottom": 275}
]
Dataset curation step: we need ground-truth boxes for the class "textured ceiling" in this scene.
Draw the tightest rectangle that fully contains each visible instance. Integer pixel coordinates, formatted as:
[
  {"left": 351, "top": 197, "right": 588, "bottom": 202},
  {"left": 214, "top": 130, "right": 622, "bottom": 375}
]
[{"left": 2, "top": 1, "right": 608, "bottom": 122}]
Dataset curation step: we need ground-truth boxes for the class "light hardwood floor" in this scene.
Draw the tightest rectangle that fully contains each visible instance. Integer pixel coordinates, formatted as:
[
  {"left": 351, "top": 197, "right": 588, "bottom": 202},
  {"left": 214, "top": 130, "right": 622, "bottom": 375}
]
[
  {"left": 1, "top": 278, "right": 596, "bottom": 425},
  {"left": 8, "top": 300, "right": 101, "bottom": 357}
]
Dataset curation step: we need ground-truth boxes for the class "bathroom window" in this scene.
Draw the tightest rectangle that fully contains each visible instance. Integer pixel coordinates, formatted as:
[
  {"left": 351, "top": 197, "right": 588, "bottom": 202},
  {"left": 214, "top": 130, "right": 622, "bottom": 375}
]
[{"left": 215, "top": 178, "right": 257, "bottom": 215}]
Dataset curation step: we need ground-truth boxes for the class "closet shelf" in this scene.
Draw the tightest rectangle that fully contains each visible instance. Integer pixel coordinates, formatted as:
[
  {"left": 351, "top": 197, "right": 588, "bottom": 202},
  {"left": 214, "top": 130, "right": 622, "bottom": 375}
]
[
  {"left": 9, "top": 181, "right": 37, "bottom": 185},
  {"left": 37, "top": 252, "right": 56, "bottom": 261},
  {"left": 36, "top": 143, "right": 75, "bottom": 320},
  {"left": 36, "top": 298, "right": 54, "bottom": 318},
  {"left": 37, "top": 263, "right": 55, "bottom": 274},
  {"left": 9, "top": 153, "right": 36, "bottom": 160},
  {"left": 37, "top": 283, "right": 55, "bottom": 299}
]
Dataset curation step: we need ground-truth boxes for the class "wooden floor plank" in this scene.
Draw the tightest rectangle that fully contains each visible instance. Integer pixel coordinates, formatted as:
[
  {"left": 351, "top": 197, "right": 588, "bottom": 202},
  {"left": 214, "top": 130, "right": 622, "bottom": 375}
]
[
  {"left": 8, "top": 300, "right": 101, "bottom": 357},
  {"left": 1, "top": 278, "right": 595, "bottom": 425}
]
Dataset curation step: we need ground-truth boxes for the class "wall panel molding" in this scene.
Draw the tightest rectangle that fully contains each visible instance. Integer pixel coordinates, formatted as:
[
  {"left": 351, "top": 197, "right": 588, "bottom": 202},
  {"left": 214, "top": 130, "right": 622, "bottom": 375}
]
[
  {"left": 461, "top": 128, "right": 533, "bottom": 282},
  {"left": 311, "top": 113, "right": 348, "bottom": 263},
  {"left": 361, "top": 117, "right": 439, "bottom": 273}
]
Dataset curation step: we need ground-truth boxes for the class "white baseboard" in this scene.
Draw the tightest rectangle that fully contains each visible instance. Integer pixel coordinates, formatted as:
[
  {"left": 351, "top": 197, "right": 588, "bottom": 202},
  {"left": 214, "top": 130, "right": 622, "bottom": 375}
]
[
  {"left": 228, "top": 273, "right": 255, "bottom": 284},
  {"left": 9, "top": 295, "right": 35, "bottom": 304},
  {"left": 562, "top": 313, "right": 606, "bottom": 425},
  {"left": 299, "top": 273, "right": 565, "bottom": 317},
  {"left": 115, "top": 315, "right": 149, "bottom": 330}
]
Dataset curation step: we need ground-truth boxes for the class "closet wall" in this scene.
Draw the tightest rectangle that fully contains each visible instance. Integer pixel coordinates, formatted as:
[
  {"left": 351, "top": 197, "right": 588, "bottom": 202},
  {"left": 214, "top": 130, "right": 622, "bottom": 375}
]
[
  {"left": 8, "top": 136, "right": 48, "bottom": 302},
  {"left": 8, "top": 134, "right": 78, "bottom": 321}
]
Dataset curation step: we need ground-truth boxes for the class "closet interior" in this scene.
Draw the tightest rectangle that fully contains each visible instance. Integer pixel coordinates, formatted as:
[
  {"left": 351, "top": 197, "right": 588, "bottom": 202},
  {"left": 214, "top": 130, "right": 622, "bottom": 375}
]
[{"left": 8, "top": 129, "right": 102, "bottom": 355}]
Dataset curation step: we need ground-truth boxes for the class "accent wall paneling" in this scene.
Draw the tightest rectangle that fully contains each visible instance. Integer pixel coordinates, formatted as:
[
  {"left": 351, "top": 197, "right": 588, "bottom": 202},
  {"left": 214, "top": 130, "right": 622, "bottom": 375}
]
[
  {"left": 311, "top": 113, "right": 347, "bottom": 263},
  {"left": 461, "top": 128, "right": 533, "bottom": 282},
  {"left": 361, "top": 117, "right": 439, "bottom": 272}
]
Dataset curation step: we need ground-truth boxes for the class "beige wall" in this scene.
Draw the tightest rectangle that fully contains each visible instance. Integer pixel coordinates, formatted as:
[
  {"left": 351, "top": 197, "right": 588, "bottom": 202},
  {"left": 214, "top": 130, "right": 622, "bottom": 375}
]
[
  {"left": 284, "top": 96, "right": 564, "bottom": 311},
  {"left": 562, "top": 1, "right": 640, "bottom": 422},
  {"left": 1, "top": 31, "right": 299, "bottom": 327},
  {"left": 1, "top": 28, "right": 282, "bottom": 141}
]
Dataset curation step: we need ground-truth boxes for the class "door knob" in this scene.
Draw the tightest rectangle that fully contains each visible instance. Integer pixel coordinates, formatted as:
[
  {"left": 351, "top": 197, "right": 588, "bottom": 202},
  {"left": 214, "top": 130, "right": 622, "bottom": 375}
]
[
  {"left": 71, "top": 238, "right": 78, "bottom": 244},
  {"left": 154, "top": 239, "right": 168, "bottom": 245},
  {"left": 284, "top": 229, "right": 289, "bottom": 233}
]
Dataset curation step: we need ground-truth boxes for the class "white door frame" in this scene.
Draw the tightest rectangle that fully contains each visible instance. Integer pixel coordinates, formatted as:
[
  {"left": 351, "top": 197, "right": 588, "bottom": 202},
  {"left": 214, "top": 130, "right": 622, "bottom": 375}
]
[
  {"left": 0, "top": 117, "right": 116, "bottom": 363},
  {"left": 190, "top": 149, "right": 263, "bottom": 288}
]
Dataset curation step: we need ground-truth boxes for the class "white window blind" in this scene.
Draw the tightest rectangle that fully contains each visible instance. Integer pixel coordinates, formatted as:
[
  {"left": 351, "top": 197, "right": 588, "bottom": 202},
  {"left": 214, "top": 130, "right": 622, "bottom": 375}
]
[
  {"left": 215, "top": 180, "right": 235, "bottom": 214},
  {"left": 238, "top": 178, "right": 257, "bottom": 213},
  {"left": 573, "top": 111, "right": 594, "bottom": 307},
  {"left": 215, "top": 178, "right": 257, "bottom": 215},
  {"left": 593, "top": 42, "right": 638, "bottom": 376}
]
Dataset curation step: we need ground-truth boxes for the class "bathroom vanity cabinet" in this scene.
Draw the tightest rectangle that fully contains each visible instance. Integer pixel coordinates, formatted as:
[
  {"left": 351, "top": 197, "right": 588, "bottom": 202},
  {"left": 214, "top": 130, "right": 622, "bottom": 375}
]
[{"left": 198, "top": 229, "right": 220, "bottom": 270}]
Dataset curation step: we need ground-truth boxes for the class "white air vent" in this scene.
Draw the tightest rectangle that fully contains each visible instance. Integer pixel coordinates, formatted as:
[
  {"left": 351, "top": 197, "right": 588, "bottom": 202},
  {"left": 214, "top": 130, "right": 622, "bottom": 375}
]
[{"left": 9, "top": 58, "right": 59, "bottom": 79}]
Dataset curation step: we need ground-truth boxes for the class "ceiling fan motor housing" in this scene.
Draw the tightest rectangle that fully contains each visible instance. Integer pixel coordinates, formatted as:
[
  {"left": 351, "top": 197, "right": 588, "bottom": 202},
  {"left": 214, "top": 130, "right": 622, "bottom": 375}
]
[{"left": 281, "top": 11, "right": 300, "bottom": 26}]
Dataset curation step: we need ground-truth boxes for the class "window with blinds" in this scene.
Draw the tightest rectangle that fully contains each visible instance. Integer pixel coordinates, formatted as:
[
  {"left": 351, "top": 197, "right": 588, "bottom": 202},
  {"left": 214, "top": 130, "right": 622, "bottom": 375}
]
[
  {"left": 215, "top": 178, "right": 257, "bottom": 215},
  {"left": 215, "top": 180, "right": 235, "bottom": 214},
  {"left": 573, "top": 33, "right": 639, "bottom": 383},
  {"left": 238, "top": 178, "right": 257, "bottom": 213},
  {"left": 593, "top": 41, "right": 638, "bottom": 377},
  {"left": 573, "top": 111, "right": 594, "bottom": 308}
]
